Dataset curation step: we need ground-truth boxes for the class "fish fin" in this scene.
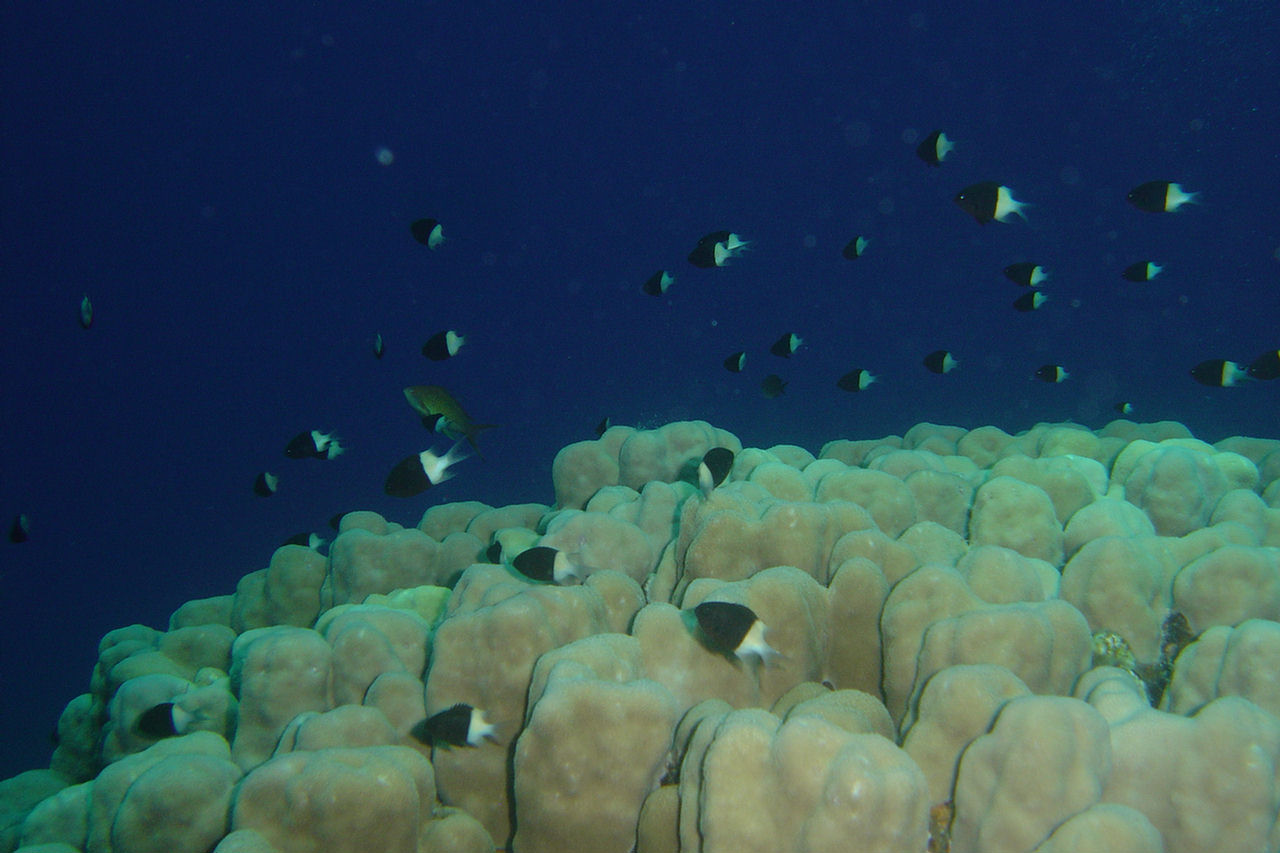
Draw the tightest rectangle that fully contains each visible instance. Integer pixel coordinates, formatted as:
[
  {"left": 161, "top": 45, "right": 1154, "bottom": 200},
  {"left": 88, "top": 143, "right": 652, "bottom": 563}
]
[{"left": 464, "top": 423, "right": 499, "bottom": 457}]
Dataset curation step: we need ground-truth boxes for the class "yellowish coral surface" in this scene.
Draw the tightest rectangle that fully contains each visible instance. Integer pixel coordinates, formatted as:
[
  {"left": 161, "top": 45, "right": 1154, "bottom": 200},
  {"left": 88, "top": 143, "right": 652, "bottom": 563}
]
[{"left": 4, "top": 419, "right": 1280, "bottom": 853}]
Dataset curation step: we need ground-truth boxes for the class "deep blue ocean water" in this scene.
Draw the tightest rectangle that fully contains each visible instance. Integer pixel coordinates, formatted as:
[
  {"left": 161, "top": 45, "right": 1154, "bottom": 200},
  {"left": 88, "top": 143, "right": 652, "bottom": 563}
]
[{"left": 2, "top": 2, "right": 1277, "bottom": 778}]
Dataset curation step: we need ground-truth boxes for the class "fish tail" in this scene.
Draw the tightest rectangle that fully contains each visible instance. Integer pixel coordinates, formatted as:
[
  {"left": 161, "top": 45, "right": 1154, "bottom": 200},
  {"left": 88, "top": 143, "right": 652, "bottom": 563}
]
[{"left": 465, "top": 423, "right": 499, "bottom": 455}]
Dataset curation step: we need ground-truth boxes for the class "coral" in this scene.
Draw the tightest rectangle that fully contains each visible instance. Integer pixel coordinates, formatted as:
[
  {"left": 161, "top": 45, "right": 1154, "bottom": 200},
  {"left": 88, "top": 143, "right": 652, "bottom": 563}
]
[
  {"left": 901, "top": 665, "right": 1032, "bottom": 807},
  {"left": 1116, "top": 440, "right": 1253, "bottom": 536},
  {"left": 951, "top": 696, "right": 1112, "bottom": 853},
  {"left": 1030, "top": 803, "right": 1163, "bottom": 853},
  {"left": 424, "top": 566, "right": 645, "bottom": 841},
  {"left": 881, "top": 565, "right": 1090, "bottom": 724},
  {"left": 231, "top": 746, "right": 435, "bottom": 853},
  {"left": 1078, "top": 667, "right": 1280, "bottom": 853},
  {"left": 1163, "top": 618, "right": 1280, "bottom": 718},
  {"left": 1172, "top": 543, "right": 1280, "bottom": 632},
  {"left": 676, "top": 709, "right": 929, "bottom": 852},
  {"left": 7, "top": 419, "right": 1280, "bottom": 853},
  {"left": 512, "top": 635, "right": 679, "bottom": 853}
]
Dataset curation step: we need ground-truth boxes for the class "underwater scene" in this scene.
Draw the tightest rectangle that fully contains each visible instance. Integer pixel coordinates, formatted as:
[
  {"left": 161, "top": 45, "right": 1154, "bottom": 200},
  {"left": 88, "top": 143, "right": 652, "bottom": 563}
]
[{"left": 2, "top": 3, "right": 1279, "bottom": 852}]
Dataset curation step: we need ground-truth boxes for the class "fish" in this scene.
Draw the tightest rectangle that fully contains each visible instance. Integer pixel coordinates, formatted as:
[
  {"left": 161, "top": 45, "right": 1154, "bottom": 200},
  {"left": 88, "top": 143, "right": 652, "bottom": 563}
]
[
  {"left": 1013, "top": 291, "right": 1049, "bottom": 312},
  {"left": 1114, "top": 402, "right": 1134, "bottom": 415},
  {"left": 722, "top": 351, "right": 747, "bottom": 373},
  {"left": 1122, "top": 261, "right": 1163, "bottom": 282},
  {"left": 841, "top": 236, "right": 869, "bottom": 260},
  {"left": 282, "top": 532, "right": 325, "bottom": 550},
  {"left": 420, "top": 413, "right": 451, "bottom": 435},
  {"left": 9, "top": 514, "right": 30, "bottom": 544},
  {"left": 1127, "top": 181, "right": 1199, "bottom": 213},
  {"left": 1003, "top": 262, "right": 1048, "bottom": 287},
  {"left": 373, "top": 333, "right": 385, "bottom": 359},
  {"left": 688, "top": 231, "right": 749, "bottom": 268},
  {"left": 642, "top": 270, "right": 674, "bottom": 296},
  {"left": 485, "top": 528, "right": 540, "bottom": 566},
  {"left": 1035, "top": 364, "right": 1070, "bottom": 383},
  {"left": 284, "top": 430, "right": 344, "bottom": 460},
  {"left": 1247, "top": 350, "right": 1280, "bottom": 380},
  {"left": 79, "top": 295, "right": 93, "bottom": 329},
  {"left": 916, "top": 130, "right": 954, "bottom": 166},
  {"left": 923, "top": 350, "right": 958, "bottom": 374},
  {"left": 760, "top": 374, "right": 787, "bottom": 398},
  {"left": 698, "top": 447, "right": 735, "bottom": 495},
  {"left": 403, "top": 385, "right": 496, "bottom": 452},
  {"left": 511, "top": 545, "right": 580, "bottom": 584},
  {"left": 693, "top": 601, "right": 782, "bottom": 665},
  {"left": 417, "top": 703, "right": 496, "bottom": 747},
  {"left": 954, "top": 182, "right": 1027, "bottom": 224},
  {"left": 837, "top": 368, "right": 876, "bottom": 391},
  {"left": 1190, "top": 359, "right": 1249, "bottom": 387},
  {"left": 384, "top": 442, "right": 468, "bottom": 497},
  {"left": 135, "top": 702, "right": 195, "bottom": 740},
  {"left": 770, "top": 333, "right": 803, "bottom": 358},
  {"left": 410, "top": 218, "right": 445, "bottom": 249},
  {"left": 422, "top": 330, "right": 465, "bottom": 361},
  {"left": 594, "top": 417, "right": 611, "bottom": 437},
  {"left": 253, "top": 472, "right": 279, "bottom": 497}
]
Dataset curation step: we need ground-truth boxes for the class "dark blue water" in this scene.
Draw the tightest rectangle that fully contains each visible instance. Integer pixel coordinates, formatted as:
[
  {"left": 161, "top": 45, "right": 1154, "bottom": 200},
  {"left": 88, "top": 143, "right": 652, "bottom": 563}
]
[{"left": 2, "top": 2, "right": 1277, "bottom": 778}]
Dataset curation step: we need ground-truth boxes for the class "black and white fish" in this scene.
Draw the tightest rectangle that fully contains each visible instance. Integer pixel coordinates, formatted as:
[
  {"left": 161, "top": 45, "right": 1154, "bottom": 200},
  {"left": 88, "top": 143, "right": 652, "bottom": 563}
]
[
  {"left": 693, "top": 601, "right": 782, "bottom": 665},
  {"left": 642, "top": 270, "right": 674, "bottom": 296},
  {"left": 9, "top": 514, "right": 30, "bottom": 544},
  {"left": 723, "top": 351, "right": 747, "bottom": 373},
  {"left": 1247, "top": 350, "right": 1280, "bottom": 380},
  {"left": 770, "top": 333, "right": 803, "bottom": 358},
  {"left": 410, "top": 218, "right": 445, "bottom": 248},
  {"left": 688, "top": 231, "right": 749, "bottom": 268},
  {"left": 1013, "top": 291, "right": 1049, "bottom": 312},
  {"left": 285, "top": 430, "right": 345, "bottom": 460},
  {"left": 1190, "top": 359, "right": 1249, "bottom": 387},
  {"left": 1122, "top": 261, "right": 1163, "bottom": 282},
  {"left": 923, "top": 350, "right": 958, "bottom": 374},
  {"left": 954, "top": 182, "right": 1027, "bottom": 224},
  {"left": 253, "top": 472, "right": 279, "bottom": 497},
  {"left": 1035, "top": 364, "right": 1070, "bottom": 383},
  {"left": 282, "top": 532, "right": 325, "bottom": 550},
  {"left": 1127, "top": 181, "right": 1199, "bottom": 213},
  {"left": 837, "top": 368, "right": 876, "bottom": 391},
  {"left": 135, "top": 702, "right": 195, "bottom": 740},
  {"left": 384, "top": 443, "right": 468, "bottom": 497},
  {"left": 916, "top": 130, "right": 954, "bottom": 166},
  {"left": 422, "top": 330, "right": 465, "bottom": 361},
  {"left": 511, "top": 545, "right": 580, "bottom": 584},
  {"left": 841, "top": 236, "right": 869, "bottom": 260},
  {"left": 1003, "top": 262, "right": 1048, "bottom": 287},
  {"left": 418, "top": 703, "right": 496, "bottom": 747},
  {"left": 698, "top": 447, "right": 735, "bottom": 495}
]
